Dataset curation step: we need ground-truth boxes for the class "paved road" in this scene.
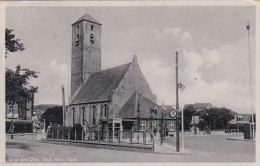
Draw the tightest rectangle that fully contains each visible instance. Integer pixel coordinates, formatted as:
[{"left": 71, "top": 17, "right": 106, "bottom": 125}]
[{"left": 6, "top": 134, "right": 255, "bottom": 162}]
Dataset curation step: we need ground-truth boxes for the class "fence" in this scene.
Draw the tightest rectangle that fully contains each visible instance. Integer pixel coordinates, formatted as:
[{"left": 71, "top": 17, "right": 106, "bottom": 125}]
[{"left": 48, "top": 130, "right": 154, "bottom": 150}]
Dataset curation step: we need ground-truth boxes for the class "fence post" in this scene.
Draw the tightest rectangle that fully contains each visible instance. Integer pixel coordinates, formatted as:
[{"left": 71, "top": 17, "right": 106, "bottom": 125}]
[
  {"left": 143, "top": 131, "right": 146, "bottom": 145},
  {"left": 75, "top": 130, "right": 76, "bottom": 141},
  {"left": 68, "top": 130, "right": 70, "bottom": 140},
  {"left": 152, "top": 135, "right": 154, "bottom": 152},
  {"left": 138, "top": 132, "right": 139, "bottom": 144},
  {"left": 57, "top": 130, "right": 59, "bottom": 140},
  {"left": 98, "top": 131, "right": 101, "bottom": 142},
  {"left": 130, "top": 131, "right": 132, "bottom": 144},
  {"left": 118, "top": 131, "right": 120, "bottom": 144},
  {"left": 107, "top": 131, "right": 109, "bottom": 142},
  {"left": 52, "top": 130, "right": 53, "bottom": 139},
  {"left": 82, "top": 130, "right": 84, "bottom": 141}
]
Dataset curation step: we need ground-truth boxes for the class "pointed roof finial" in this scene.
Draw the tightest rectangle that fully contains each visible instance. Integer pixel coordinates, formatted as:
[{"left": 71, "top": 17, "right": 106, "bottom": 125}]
[
  {"left": 133, "top": 55, "right": 138, "bottom": 64},
  {"left": 72, "top": 13, "right": 101, "bottom": 25}
]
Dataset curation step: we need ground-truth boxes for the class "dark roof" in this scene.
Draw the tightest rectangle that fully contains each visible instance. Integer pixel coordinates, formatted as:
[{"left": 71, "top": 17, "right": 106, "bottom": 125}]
[
  {"left": 119, "top": 92, "right": 174, "bottom": 119},
  {"left": 71, "top": 63, "right": 132, "bottom": 105},
  {"left": 239, "top": 114, "right": 251, "bottom": 122},
  {"left": 73, "top": 13, "right": 101, "bottom": 25}
]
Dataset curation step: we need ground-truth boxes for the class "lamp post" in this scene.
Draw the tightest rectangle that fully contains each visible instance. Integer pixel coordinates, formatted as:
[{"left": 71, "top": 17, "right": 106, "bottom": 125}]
[
  {"left": 175, "top": 51, "right": 180, "bottom": 152},
  {"left": 10, "top": 104, "right": 14, "bottom": 139}
]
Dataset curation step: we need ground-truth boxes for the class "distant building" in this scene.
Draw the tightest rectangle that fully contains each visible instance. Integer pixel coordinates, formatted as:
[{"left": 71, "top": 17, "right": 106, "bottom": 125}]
[
  {"left": 184, "top": 103, "right": 213, "bottom": 111},
  {"left": 229, "top": 113, "right": 254, "bottom": 132},
  {"left": 5, "top": 99, "right": 33, "bottom": 133},
  {"left": 65, "top": 13, "right": 175, "bottom": 137}
]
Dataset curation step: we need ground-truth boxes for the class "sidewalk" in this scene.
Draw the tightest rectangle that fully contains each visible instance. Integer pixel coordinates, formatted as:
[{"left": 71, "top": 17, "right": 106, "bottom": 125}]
[
  {"left": 153, "top": 135, "right": 190, "bottom": 155},
  {"left": 226, "top": 134, "right": 255, "bottom": 141}
]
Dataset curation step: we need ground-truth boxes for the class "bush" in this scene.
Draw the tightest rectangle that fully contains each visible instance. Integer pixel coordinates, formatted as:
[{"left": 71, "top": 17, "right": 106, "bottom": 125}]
[{"left": 47, "top": 124, "right": 84, "bottom": 141}]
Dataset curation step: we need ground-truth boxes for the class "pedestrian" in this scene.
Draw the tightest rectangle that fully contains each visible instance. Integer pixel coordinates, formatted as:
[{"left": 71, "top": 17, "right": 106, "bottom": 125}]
[{"left": 154, "top": 128, "right": 157, "bottom": 136}]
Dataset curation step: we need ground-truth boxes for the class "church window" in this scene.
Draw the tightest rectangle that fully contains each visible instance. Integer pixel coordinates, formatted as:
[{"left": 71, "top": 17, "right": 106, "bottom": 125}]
[
  {"left": 82, "top": 106, "right": 86, "bottom": 125},
  {"left": 91, "top": 24, "right": 94, "bottom": 31},
  {"left": 75, "top": 24, "right": 80, "bottom": 46},
  {"left": 140, "top": 120, "right": 146, "bottom": 131},
  {"left": 90, "top": 34, "right": 94, "bottom": 44},
  {"left": 72, "top": 107, "right": 75, "bottom": 125},
  {"left": 76, "top": 34, "right": 80, "bottom": 46},
  {"left": 103, "top": 105, "right": 108, "bottom": 118},
  {"left": 92, "top": 106, "right": 97, "bottom": 125}
]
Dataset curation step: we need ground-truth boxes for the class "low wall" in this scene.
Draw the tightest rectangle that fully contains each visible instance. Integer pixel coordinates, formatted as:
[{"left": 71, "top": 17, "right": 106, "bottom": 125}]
[{"left": 41, "top": 139, "right": 153, "bottom": 153}]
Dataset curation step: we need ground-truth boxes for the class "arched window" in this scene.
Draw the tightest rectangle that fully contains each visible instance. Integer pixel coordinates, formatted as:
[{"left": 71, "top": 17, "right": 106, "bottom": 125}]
[
  {"left": 82, "top": 106, "right": 86, "bottom": 125},
  {"left": 92, "top": 106, "right": 97, "bottom": 125},
  {"left": 91, "top": 24, "right": 94, "bottom": 31},
  {"left": 103, "top": 105, "right": 108, "bottom": 118},
  {"left": 90, "top": 34, "right": 94, "bottom": 44},
  {"left": 72, "top": 107, "right": 75, "bottom": 125}
]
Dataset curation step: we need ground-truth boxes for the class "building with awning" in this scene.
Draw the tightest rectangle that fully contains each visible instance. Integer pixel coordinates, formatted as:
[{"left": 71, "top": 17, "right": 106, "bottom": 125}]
[
  {"left": 229, "top": 113, "right": 252, "bottom": 132},
  {"left": 6, "top": 100, "right": 33, "bottom": 133}
]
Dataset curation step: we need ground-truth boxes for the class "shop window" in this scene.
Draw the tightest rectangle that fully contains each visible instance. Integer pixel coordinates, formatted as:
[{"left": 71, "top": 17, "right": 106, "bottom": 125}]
[
  {"left": 152, "top": 121, "right": 156, "bottom": 130},
  {"left": 170, "top": 121, "right": 175, "bottom": 131},
  {"left": 140, "top": 120, "right": 146, "bottom": 131}
]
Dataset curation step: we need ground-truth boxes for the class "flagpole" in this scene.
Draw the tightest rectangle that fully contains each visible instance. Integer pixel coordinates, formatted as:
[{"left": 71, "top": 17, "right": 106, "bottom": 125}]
[
  {"left": 181, "top": 108, "right": 184, "bottom": 153},
  {"left": 62, "top": 84, "right": 66, "bottom": 126},
  {"left": 246, "top": 23, "right": 255, "bottom": 139}
]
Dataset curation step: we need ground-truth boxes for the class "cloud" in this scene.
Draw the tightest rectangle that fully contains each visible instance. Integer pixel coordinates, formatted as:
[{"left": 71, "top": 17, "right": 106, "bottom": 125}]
[
  {"left": 29, "top": 59, "right": 70, "bottom": 105},
  {"left": 135, "top": 27, "right": 255, "bottom": 113},
  {"left": 163, "top": 27, "right": 192, "bottom": 42}
]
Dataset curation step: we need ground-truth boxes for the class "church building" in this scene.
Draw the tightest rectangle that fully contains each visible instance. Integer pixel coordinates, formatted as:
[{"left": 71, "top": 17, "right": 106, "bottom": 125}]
[{"left": 65, "top": 13, "right": 176, "bottom": 135}]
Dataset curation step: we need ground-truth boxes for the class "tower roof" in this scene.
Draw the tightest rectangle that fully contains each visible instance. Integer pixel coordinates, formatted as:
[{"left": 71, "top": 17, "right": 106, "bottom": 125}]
[{"left": 72, "top": 13, "right": 101, "bottom": 25}]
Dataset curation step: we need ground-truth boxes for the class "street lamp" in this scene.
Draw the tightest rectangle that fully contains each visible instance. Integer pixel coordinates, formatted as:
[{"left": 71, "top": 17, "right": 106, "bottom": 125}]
[{"left": 10, "top": 104, "right": 14, "bottom": 139}]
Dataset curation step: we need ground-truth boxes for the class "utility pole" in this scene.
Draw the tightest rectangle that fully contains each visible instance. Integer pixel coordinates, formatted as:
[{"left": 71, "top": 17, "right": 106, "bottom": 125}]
[
  {"left": 246, "top": 23, "right": 255, "bottom": 139},
  {"left": 176, "top": 51, "right": 180, "bottom": 152},
  {"left": 62, "top": 84, "right": 66, "bottom": 126}
]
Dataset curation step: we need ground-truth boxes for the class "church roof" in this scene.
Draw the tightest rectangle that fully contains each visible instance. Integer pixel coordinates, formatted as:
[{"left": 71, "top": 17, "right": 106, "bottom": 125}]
[
  {"left": 71, "top": 62, "right": 132, "bottom": 105},
  {"left": 73, "top": 13, "right": 101, "bottom": 25},
  {"left": 118, "top": 92, "right": 174, "bottom": 119}
]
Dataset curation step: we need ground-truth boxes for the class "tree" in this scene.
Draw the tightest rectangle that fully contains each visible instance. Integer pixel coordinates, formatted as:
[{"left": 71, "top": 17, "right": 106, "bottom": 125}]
[
  {"left": 5, "top": 28, "right": 38, "bottom": 105},
  {"left": 6, "top": 65, "right": 38, "bottom": 105},
  {"left": 183, "top": 105, "right": 196, "bottom": 130},
  {"left": 199, "top": 107, "right": 234, "bottom": 130},
  {"left": 41, "top": 106, "right": 63, "bottom": 127},
  {"left": 5, "top": 28, "right": 24, "bottom": 58}
]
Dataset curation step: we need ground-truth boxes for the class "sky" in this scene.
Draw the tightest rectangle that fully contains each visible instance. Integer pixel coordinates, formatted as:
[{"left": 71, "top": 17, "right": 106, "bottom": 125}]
[{"left": 5, "top": 6, "right": 256, "bottom": 114}]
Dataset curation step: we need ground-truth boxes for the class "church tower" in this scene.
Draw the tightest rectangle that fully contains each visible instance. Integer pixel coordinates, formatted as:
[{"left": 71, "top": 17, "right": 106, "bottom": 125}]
[{"left": 71, "top": 13, "right": 102, "bottom": 96}]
